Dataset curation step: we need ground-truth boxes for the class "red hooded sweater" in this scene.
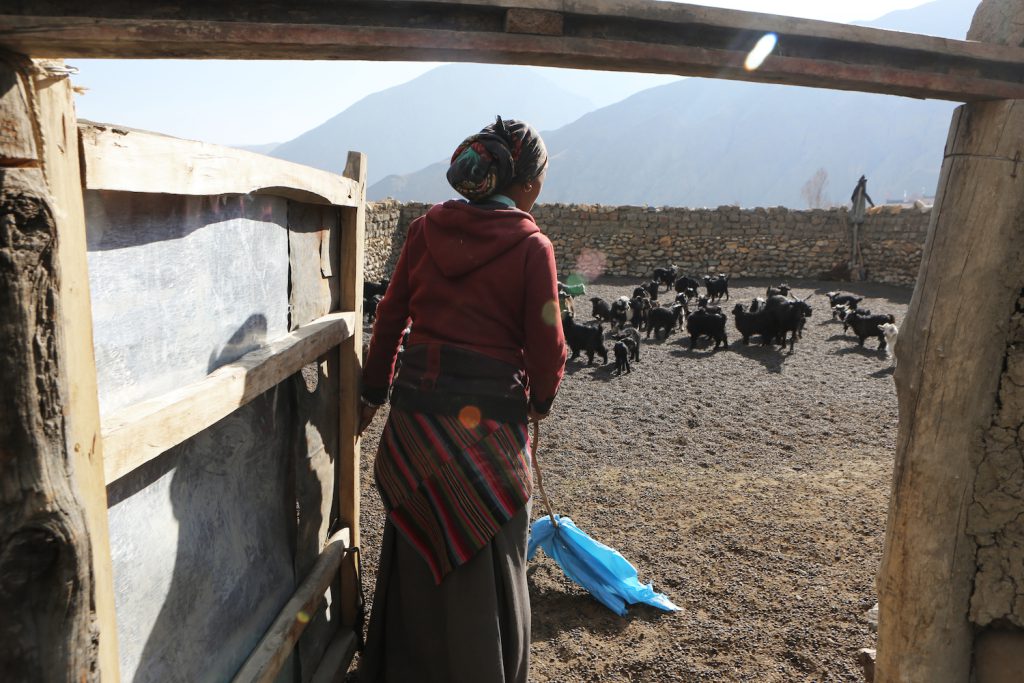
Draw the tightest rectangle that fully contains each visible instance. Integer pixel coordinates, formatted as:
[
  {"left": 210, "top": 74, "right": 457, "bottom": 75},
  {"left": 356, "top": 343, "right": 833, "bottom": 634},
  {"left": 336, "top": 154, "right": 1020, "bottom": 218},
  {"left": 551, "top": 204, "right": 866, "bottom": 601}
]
[{"left": 362, "top": 200, "right": 566, "bottom": 417}]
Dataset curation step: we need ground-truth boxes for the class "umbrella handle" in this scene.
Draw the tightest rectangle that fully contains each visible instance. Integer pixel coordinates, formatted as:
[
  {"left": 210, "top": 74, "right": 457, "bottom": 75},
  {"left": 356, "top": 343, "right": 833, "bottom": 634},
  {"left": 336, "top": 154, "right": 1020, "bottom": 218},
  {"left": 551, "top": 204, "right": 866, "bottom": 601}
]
[{"left": 530, "top": 418, "right": 558, "bottom": 528}]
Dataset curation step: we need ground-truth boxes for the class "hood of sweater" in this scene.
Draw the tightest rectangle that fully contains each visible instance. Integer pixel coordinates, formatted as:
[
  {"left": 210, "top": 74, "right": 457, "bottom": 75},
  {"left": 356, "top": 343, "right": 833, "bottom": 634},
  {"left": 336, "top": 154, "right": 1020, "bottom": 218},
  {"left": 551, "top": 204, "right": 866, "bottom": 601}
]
[{"left": 422, "top": 200, "right": 540, "bottom": 278}]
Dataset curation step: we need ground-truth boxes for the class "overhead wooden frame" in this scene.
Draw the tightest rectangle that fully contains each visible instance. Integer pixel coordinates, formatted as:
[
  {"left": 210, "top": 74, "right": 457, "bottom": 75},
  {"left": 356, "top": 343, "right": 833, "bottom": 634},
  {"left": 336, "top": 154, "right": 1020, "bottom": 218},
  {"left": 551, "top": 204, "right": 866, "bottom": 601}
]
[
  {"left": 2, "top": 0, "right": 1024, "bottom": 102},
  {"left": 80, "top": 123, "right": 361, "bottom": 206}
]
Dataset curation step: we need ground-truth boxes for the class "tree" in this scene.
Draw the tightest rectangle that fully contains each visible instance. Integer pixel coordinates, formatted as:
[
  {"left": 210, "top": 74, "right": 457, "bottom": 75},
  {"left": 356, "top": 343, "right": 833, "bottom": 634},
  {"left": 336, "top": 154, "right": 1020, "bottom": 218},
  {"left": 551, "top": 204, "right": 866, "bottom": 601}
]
[{"left": 800, "top": 167, "right": 829, "bottom": 208}]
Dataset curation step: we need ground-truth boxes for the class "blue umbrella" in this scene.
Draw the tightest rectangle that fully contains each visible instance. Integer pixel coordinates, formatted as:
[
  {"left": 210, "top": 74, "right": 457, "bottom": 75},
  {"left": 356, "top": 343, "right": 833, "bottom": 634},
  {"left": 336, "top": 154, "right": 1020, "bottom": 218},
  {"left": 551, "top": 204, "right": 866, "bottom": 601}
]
[{"left": 526, "top": 422, "right": 681, "bottom": 617}]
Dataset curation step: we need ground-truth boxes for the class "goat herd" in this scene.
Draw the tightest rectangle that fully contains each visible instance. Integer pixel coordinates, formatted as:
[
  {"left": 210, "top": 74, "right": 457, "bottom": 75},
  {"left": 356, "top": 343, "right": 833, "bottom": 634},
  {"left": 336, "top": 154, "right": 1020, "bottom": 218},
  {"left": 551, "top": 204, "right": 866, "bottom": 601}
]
[
  {"left": 362, "top": 265, "right": 901, "bottom": 379},
  {"left": 558, "top": 266, "right": 900, "bottom": 376}
]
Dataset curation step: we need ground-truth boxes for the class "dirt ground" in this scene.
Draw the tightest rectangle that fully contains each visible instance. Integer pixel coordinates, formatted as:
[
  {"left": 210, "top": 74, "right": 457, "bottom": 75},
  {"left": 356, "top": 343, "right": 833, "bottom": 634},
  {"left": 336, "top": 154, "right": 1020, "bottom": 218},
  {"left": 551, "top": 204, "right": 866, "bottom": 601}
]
[{"left": 351, "top": 276, "right": 909, "bottom": 682}]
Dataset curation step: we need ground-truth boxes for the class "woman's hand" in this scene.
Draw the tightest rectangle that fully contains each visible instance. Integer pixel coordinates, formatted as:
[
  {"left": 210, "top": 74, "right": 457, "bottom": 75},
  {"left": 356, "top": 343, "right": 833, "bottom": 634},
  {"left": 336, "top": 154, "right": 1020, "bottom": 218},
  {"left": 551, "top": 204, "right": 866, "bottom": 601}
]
[
  {"left": 357, "top": 402, "right": 380, "bottom": 437},
  {"left": 527, "top": 405, "right": 550, "bottom": 422}
]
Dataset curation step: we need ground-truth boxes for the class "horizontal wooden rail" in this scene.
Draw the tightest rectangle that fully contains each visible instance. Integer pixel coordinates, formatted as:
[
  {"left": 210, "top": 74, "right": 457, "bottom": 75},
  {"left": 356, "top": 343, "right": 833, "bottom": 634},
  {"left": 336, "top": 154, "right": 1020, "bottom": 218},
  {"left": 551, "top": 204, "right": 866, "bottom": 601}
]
[
  {"left": 232, "top": 528, "right": 353, "bottom": 683},
  {"left": 79, "top": 122, "right": 361, "bottom": 207},
  {"left": 2, "top": 1, "right": 1024, "bottom": 101},
  {"left": 102, "top": 311, "right": 355, "bottom": 485}
]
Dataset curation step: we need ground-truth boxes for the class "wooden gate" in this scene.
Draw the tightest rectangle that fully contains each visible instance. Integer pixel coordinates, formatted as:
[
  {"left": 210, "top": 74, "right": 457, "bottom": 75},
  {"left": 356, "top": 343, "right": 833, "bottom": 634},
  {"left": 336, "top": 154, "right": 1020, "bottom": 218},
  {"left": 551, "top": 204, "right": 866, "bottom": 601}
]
[{"left": 0, "top": 57, "right": 365, "bottom": 682}]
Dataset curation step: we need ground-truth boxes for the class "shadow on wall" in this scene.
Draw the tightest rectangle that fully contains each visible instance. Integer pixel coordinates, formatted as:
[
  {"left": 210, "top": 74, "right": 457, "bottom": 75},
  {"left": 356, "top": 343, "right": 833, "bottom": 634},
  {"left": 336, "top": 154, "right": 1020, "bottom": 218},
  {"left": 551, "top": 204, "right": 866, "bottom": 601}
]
[
  {"left": 107, "top": 318, "right": 296, "bottom": 683},
  {"left": 208, "top": 313, "right": 268, "bottom": 373}
]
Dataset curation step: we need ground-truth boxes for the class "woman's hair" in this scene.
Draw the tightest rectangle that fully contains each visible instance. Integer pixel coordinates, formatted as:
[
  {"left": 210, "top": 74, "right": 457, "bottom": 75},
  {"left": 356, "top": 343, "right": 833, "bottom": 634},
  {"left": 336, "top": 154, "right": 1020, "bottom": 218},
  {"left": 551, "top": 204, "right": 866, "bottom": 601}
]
[{"left": 446, "top": 116, "right": 548, "bottom": 201}]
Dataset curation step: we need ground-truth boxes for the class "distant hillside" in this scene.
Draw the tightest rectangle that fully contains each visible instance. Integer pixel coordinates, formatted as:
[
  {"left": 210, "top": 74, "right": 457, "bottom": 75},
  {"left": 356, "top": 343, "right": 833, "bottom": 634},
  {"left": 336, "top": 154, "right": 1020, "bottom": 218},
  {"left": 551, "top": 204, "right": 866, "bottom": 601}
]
[
  {"left": 268, "top": 63, "right": 596, "bottom": 185},
  {"left": 234, "top": 142, "right": 280, "bottom": 155},
  {"left": 370, "top": 0, "right": 978, "bottom": 208}
]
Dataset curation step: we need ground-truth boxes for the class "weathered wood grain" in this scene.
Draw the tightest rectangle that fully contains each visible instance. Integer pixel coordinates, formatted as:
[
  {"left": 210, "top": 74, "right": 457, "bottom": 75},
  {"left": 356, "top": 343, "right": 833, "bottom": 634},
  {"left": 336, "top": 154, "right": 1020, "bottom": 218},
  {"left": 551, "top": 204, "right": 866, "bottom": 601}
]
[
  {"left": 231, "top": 528, "right": 352, "bottom": 683},
  {"left": 79, "top": 122, "right": 360, "bottom": 207},
  {"left": 0, "top": 56, "right": 97, "bottom": 682},
  {"left": 338, "top": 152, "right": 366, "bottom": 631},
  {"left": 876, "top": 1, "right": 1024, "bottom": 680},
  {"left": 102, "top": 311, "right": 356, "bottom": 485},
  {"left": 32, "top": 58, "right": 121, "bottom": 682},
  {"left": 288, "top": 201, "right": 343, "bottom": 681},
  {"left": 1, "top": 1, "right": 1023, "bottom": 101}
]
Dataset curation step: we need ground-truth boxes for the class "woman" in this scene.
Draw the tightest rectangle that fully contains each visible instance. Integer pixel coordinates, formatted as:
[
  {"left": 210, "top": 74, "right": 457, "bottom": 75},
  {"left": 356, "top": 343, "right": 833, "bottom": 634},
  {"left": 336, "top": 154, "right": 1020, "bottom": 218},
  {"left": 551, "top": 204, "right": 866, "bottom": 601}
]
[{"left": 355, "top": 116, "right": 567, "bottom": 683}]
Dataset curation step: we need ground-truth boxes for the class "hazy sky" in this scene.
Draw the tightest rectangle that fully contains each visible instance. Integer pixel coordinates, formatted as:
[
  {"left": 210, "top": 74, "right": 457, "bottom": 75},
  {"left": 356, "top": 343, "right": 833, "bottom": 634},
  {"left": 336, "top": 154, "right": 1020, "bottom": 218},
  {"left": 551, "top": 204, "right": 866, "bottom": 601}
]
[{"left": 71, "top": 0, "right": 935, "bottom": 146}]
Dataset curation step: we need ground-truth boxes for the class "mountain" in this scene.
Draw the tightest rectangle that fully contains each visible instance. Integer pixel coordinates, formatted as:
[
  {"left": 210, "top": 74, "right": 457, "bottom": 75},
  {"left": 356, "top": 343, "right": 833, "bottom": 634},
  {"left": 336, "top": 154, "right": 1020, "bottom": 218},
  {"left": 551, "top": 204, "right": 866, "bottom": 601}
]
[
  {"left": 370, "top": 0, "right": 979, "bottom": 207},
  {"left": 234, "top": 142, "right": 280, "bottom": 155},
  {"left": 268, "top": 63, "right": 598, "bottom": 184}
]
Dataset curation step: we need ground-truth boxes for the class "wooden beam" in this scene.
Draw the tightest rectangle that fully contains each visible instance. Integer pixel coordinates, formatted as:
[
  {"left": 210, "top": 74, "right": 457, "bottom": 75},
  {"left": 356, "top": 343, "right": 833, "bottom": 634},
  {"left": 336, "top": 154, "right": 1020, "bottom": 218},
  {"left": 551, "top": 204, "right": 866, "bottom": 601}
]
[
  {"left": 875, "top": 1, "right": 1024, "bottom": 680},
  {"left": 309, "top": 631, "right": 359, "bottom": 683},
  {"left": 0, "top": 53, "right": 98, "bottom": 682},
  {"left": 1, "top": 0, "right": 1023, "bottom": 101},
  {"left": 33, "top": 58, "right": 121, "bottom": 683},
  {"left": 102, "top": 311, "right": 356, "bottom": 485},
  {"left": 231, "top": 528, "right": 352, "bottom": 683},
  {"left": 79, "top": 122, "right": 361, "bottom": 207},
  {"left": 338, "top": 152, "right": 365, "bottom": 630}
]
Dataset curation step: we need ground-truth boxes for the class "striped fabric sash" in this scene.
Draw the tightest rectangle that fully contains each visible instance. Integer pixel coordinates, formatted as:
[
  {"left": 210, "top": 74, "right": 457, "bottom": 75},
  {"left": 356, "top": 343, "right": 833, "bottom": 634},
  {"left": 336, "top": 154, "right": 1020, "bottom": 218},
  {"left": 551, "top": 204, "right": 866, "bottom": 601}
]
[{"left": 374, "top": 409, "right": 532, "bottom": 584}]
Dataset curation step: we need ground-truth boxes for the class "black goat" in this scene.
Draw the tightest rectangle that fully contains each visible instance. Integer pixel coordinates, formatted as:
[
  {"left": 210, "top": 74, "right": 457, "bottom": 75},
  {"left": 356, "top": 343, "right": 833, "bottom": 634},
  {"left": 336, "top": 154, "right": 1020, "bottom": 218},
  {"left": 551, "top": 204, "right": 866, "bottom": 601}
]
[
  {"left": 696, "top": 296, "right": 723, "bottom": 316},
  {"left": 764, "top": 295, "right": 813, "bottom": 352},
  {"left": 704, "top": 274, "right": 730, "bottom": 302},
  {"left": 632, "top": 285, "right": 650, "bottom": 300},
  {"left": 766, "top": 284, "right": 791, "bottom": 298},
  {"left": 846, "top": 311, "right": 896, "bottom": 349},
  {"left": 827, "top": 291, "right": 864, "bottom": 319},
  {"left": 590, "top": 296, "right": 613, "bottom": 322},
  {"left": 365, "top": 294, "right": 383, "bottom": 323},
  {"left": 613, "top": 326, "right": 641, "bottom": 361},
  {"left": 613, "top": 341, "right": 631, "bottom": 375},
  {"left": 686, "top": 308, "right": 729, "bottom": 351},
  {"left": 363, "top": 278, "right": 390, "bottom": 300},
  {"left": 732, "top": 303, "right": 777, "bottom": 346},
  {"left": 562, "top": 312, "right": 608, "bottom": 365},
  {"left": 647, "top": 304, "right": 684, "bottom": 340},
  {"left": 840, "top": 306, "right": 870, "bottom": 331},
  {"left": 652, "top": 265, "right": 678, "bottom": 291},
  {"left": 628, "top": 296, "right": 651, "bottom": 330},
  {"left": 645, "top": 280, "right": 661, "bottom": 301},
  {"left": 609, "top": 297, "right": 631, "bottom": 330},
  {"left": 674, "top": 276, "right": 701, "bottom": 299}
]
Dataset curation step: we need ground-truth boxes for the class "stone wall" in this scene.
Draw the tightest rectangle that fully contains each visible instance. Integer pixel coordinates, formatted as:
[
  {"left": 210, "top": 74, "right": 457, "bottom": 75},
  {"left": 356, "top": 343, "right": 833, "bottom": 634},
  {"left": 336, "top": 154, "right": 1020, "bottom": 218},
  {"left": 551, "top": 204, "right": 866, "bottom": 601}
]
[
  {"left": 364, "top": 201, "right": 931, "bottom": 287},
  {"left": 363, "top": 199, "right": 407, "bottom": 284}
]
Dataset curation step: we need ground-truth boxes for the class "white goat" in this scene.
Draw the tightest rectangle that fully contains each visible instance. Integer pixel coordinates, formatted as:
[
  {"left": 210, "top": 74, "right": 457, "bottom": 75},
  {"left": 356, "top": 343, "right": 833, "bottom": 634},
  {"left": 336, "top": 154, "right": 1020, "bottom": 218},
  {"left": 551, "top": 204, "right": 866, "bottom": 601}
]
[{"left": 879, "top": 322, "right": 899, "bottom": 366}]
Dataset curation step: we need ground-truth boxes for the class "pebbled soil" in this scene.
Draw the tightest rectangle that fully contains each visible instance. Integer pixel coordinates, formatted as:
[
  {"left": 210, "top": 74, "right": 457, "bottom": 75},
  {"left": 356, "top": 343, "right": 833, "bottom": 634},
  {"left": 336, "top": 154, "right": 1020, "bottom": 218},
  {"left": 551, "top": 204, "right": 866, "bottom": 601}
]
[{"left": 352, "top": 276, "right": 909, "bottom": 682}]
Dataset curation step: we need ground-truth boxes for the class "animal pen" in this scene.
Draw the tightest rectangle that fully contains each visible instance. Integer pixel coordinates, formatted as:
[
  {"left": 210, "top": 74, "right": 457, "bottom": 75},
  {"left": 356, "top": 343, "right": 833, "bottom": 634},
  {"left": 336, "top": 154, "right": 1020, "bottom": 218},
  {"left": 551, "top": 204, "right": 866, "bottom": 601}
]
[{"left": 1, "top": 1, "right": 1022, "bottom": 682}]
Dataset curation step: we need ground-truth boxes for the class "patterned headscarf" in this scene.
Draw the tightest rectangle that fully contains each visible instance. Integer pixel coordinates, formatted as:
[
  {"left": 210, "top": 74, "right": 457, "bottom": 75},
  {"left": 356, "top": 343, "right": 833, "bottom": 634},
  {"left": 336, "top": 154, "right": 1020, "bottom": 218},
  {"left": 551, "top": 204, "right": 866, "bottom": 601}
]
[{"left": 446, "top": 116, "right": 548, "bottom": 201}]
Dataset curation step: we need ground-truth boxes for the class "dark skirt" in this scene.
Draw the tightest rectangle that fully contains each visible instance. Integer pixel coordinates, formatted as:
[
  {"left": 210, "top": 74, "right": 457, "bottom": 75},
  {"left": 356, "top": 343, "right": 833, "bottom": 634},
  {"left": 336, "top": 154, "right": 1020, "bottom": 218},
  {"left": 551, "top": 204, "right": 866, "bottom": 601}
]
[{"left": 355, "top": 502, "right": 532, "bottom": 683}]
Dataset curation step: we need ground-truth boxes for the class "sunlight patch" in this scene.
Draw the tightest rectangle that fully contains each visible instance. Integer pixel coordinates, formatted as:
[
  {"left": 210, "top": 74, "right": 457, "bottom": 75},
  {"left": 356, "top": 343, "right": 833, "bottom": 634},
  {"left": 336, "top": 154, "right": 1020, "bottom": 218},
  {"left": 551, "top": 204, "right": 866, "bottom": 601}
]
[{"left": 744, "top": 33, "right": 778, "bottom": 71}]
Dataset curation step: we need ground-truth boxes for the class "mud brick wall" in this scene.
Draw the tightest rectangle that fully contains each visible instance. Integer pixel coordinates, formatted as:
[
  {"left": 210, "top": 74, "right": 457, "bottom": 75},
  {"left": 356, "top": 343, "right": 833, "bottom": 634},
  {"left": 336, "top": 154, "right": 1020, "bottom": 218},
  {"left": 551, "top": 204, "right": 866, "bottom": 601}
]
[
  {"left": 969, "top": 291, "right": 1024, "bottom": 629},
  {"left": 365, "top": 201, "right": 930, "bottom": 287}
]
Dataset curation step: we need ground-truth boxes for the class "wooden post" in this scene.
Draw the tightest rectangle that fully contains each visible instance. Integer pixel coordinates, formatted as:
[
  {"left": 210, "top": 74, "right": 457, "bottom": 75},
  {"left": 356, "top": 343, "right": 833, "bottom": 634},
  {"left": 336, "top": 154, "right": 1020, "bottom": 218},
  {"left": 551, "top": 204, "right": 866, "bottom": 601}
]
[
  {"left": 0, "top": 52, "right": 99, "bottom": 682},
  {"left": 338, "top": 152, "right": 365, "bottom": 629},
  {"left": 876, "top": 1, "right": 1024, "bottom": 680},
  {"left": 32, "top": 58, "right": 121, "bottom": 682}
]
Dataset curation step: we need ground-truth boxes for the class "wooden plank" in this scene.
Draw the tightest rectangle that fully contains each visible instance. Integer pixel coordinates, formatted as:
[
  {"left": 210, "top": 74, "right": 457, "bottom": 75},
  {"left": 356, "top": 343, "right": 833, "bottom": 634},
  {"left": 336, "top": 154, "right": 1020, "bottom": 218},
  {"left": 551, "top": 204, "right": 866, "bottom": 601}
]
[
  {"left": 875, "top": 2, "right": 1024, "bottom": 681},
  {"left": 102, "top": 311, "right": 356, "bottom": 485},
  {"left": 0, "top": 58, "right": 36, "bottom": 163},
  {"left": 231, "top": 528, "right": 352, "bottom": 683},
  {"left": 308, "top": 630, "right": 358, "bottom": 683},
  {"left": 1, "top": 1, "right": 1023, "bottom": 101},
  {"left": 32, "top": 58, "right": 121, "bottom": 683},
  {"left": 79, "top": 122, "right": 360, "bottom": 207},
  {"left": 0, "top": 56, "right": 97, "bottom": 682},
  {"left": 287, "top": 202, "right": 343, "bottom": 681},
  {"left": 290, "top": 352, "right": 342, "bottom": 682},
  {"left": 338, "top": 152, "right": 366, "bottom": 629},
  {"left": 289, "top": 203, "right": 341, "bottom": 330}
]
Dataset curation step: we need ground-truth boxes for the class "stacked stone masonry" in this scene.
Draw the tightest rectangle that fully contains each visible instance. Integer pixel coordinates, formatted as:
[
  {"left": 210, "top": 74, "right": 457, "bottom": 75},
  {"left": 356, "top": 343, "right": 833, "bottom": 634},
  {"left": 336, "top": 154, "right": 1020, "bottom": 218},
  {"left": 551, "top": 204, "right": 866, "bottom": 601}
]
[{"left": 365, "top": 201, "right": 931, "bottom": 287}]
